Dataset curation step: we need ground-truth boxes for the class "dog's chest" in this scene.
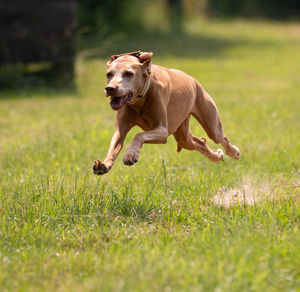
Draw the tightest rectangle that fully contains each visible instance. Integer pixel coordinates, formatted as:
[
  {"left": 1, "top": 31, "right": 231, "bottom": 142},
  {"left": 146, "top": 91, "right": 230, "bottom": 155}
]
[{"left": 136, "top": 114, "right": 155, "bottom": 131}]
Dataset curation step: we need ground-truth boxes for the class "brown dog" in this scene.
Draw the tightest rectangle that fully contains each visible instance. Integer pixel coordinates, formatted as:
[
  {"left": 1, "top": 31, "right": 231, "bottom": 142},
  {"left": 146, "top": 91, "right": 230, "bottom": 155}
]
[{"left": 93, "top": 51, "right": 240, "bottom": 175}]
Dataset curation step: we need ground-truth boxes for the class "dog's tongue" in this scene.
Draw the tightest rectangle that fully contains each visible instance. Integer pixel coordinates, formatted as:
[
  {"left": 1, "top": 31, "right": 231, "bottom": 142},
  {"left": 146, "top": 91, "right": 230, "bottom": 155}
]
[{"left": 110, "top": 97, "right": 124, "bottom": 110}]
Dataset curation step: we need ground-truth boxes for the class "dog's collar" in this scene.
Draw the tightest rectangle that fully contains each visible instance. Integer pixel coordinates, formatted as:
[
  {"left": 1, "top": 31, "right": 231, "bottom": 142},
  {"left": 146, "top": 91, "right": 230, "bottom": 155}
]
[{"left": 137, "top": 74, "right": 151, "bottom": 98}]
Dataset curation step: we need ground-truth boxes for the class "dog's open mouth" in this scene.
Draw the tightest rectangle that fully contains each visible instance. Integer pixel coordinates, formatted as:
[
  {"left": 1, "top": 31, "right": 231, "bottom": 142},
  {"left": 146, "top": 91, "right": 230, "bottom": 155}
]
[{"left": 110, "top": 93, "right": 133, "bottom": 110}]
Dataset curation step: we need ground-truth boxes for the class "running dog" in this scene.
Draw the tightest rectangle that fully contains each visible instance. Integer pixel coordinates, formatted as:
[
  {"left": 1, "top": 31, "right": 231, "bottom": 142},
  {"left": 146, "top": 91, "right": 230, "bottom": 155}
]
[{"left": 93, "top": 51, "right": 240, "bottom": 175}]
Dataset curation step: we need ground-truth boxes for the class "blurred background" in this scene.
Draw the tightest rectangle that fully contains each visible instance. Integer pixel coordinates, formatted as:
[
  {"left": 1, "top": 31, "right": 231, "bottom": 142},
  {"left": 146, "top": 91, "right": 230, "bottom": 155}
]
[
  {"left": 1, "top": 2, "right": 300, "bottom": 290},
  {"left": 0, "top": 0, "right": 299, "bottom": 88}
]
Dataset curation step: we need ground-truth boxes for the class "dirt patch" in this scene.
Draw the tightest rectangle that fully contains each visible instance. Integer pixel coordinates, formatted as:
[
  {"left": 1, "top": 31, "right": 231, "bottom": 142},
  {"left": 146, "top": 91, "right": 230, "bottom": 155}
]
[{"left": 212, "top": 178, "right": 274, "bottom": 208}]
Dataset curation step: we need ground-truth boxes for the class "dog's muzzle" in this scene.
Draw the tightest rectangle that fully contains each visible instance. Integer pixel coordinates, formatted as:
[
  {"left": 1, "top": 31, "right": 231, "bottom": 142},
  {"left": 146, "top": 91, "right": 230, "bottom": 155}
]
[{"left": 109, "top": 92, "right": 133, "bottom": 110}]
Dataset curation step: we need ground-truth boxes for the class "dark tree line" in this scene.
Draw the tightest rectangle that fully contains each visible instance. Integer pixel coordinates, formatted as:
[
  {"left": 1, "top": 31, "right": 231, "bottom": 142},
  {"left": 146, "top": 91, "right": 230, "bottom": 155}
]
[
  {"left": 77, "top": 0, "right": 300, "bottom": 37},
  {"left": 77, "top": 0, "right": 185, "bottom": 35},
  {"left": 207, "top": 0, "right": 300, "bottom": 19}
]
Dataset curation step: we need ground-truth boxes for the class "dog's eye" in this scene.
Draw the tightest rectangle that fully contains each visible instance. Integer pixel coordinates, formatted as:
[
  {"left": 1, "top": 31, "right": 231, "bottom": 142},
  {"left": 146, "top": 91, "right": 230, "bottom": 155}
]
[
  {"left": 106, "top": 72, "right": 113, "bottom": 79},
  {"left": 123, "top": 71, "right": 134, "bottom": 78}
]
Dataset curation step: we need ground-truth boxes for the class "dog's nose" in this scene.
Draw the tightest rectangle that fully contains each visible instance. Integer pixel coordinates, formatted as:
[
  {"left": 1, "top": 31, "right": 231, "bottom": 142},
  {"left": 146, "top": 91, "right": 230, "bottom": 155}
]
[{"left": 105, "top": 85, "right": 118, "bottom": 96}]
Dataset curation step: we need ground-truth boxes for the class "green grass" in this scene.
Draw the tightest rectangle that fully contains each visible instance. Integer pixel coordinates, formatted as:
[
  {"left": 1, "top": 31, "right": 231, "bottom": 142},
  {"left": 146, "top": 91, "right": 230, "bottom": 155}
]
[{"left": 0, "top": 19, "right": 299, "bottom": 291}]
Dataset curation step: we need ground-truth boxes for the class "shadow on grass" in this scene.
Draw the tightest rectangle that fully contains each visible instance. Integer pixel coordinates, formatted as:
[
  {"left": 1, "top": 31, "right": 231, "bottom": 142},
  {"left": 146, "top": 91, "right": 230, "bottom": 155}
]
[
  {"left": 0, "top": 60, "right": 77, "bottom": 95},
  {"left": 0, "top": 86, "right": 78, "bottom": 100},
  {"left": 0, "top": 64, "right": 78, "bottom": 99},
  {"left": 0, "top": 29, "right": 275, "bottom": 94},
  {"left": 78, "top": 29, "right": 258, "bottom": 60}
]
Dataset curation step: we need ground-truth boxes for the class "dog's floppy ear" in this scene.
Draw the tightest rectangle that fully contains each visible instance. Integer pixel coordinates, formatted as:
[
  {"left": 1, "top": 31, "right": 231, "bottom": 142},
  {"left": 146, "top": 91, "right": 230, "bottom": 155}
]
[
  {"left": 139, "top": 52, "right": 153, "bottom": 75},
  {"left": 107, "top": 51, "right": 142, "bottom": 66},
  {"left": 107, "top": 54, "right": 120, "bottom": 66},
  {"left": 138, "top": 52, "right": 153, "bottom": 63}
]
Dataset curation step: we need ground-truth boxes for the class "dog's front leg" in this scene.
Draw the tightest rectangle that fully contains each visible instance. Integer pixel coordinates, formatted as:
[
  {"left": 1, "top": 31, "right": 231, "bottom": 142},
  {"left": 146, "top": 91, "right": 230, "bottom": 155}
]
[
  {"left": 93, "top": 112, "right": 135, "bottom": 175},
  {"left": 93, "top": 129, "right": 128, "bottom": 175},
  {"left": 123, "top": 126, "right": 168, "bottom": 165}
]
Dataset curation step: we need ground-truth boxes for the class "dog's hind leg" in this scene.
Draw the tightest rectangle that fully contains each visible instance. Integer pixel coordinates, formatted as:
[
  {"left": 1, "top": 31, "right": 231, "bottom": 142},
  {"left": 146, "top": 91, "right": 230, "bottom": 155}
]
[
  {"left": 191, "top": 84, "right": 240, "bottom": 160},
  {"left": 173, "top": 117, "right": 224, "bottom": 162}
]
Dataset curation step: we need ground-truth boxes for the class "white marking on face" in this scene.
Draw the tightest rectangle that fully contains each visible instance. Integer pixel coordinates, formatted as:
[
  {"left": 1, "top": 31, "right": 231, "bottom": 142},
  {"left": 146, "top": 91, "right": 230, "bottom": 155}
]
[{"left": 106, "top": 60, "right": 143, "bottom": 98}]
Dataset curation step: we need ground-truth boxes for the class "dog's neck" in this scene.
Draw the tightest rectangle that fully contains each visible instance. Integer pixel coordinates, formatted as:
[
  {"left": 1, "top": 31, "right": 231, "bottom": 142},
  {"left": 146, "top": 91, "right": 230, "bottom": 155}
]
[{"left": 137, "top": 74, "right": 151, "bottom": 98}]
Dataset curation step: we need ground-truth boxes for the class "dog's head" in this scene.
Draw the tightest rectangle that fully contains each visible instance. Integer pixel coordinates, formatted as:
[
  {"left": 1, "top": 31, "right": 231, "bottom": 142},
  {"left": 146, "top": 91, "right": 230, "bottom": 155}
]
[{"left": 105, "top": 51, "right": 153, "bottom": 110}]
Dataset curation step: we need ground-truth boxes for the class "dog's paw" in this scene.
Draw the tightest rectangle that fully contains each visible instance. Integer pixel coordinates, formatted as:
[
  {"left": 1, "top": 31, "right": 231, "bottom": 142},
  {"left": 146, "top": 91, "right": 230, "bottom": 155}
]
[
  {"left": 226, "top": 145, "right": 240, "bottom": 160},
  {"left": 93, "top": 160, "right": 108, "bottom": 175},
  {"left": 123, "top": 149, "right": 139, "bottom": 166},
  {"left": 211, "top": 148, "right": 224, "bottom": 162}
]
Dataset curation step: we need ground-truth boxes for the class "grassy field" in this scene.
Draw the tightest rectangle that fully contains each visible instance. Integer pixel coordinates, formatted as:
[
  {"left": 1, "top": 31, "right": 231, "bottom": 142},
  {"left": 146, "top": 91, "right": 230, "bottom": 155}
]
[{"left": 0, "top": 19, "right": 299, "bottom": 291}]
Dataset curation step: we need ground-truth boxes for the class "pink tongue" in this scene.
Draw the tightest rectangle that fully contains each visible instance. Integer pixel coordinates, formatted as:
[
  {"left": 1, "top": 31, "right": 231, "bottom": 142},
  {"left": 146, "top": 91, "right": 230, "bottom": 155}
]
[{"left": 110, "top": 97, "right": 123, "bottom": 110}]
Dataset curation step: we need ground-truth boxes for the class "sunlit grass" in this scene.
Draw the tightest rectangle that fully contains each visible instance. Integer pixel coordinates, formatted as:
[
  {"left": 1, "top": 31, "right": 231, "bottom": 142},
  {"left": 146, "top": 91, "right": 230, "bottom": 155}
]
[{"left": 0, "top": 19, "right": 299, "bottom": 291}]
